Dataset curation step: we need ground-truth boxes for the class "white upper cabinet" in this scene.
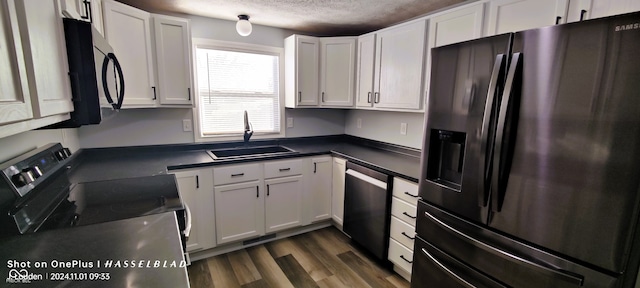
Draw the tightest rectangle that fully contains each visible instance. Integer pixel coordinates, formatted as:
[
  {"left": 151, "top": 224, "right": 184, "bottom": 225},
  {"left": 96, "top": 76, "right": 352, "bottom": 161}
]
[
  {"left": 153, "top": 14, "right": 193, "bottom": 106},
  {"left": 355, "top": 33, "right": 376, "bottom": 108},
  {"left": 429, "top": 3, "right": 485, "bottom": 48},
  {"left": 0, "top": 0, "right": 32, "bottom": 127},
  {"left": 58, "top": 0, "right": 103, "bottom": 35},
  {"left": 374, "top": 20, "right": 427, "bottom": 110},
  {"left": 90, "top": 0, "right": 104, "bottom": 36},
  {"left": 285, "top": 35, "right": 319, "bottom": 107},
  {"left": 319, "top": 37, "right": 356, "bottom": 107},
  {"left": 486, "top": 0, "right": 570, "bottom": 35},
  {"left": 15, "top": 0, "right": 74, "bottom": 118},
  {"left": 103, "top": 0, "right": 156, "bottom": 107},
  {"left": 567, "top": 0, "right": 640, "bottom": 22},
  {"left": 102, "top": 0, "right": 192, "bottom": 108},
  {"left": 285, "top": 35, "right": 356, "bottom": 108}
]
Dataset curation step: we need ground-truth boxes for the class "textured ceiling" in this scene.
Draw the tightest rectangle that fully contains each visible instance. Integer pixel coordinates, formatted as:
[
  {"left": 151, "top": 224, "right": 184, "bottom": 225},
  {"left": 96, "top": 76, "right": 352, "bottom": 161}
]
[{"left": 115, "top": 0, "right": 466, "bottom": 36}]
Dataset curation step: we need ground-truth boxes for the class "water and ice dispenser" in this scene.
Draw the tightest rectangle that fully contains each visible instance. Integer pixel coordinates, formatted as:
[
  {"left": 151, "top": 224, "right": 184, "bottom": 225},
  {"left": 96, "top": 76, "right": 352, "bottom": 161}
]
[{"left": 426, "top": 129, "right": 466, "bottom": 191}]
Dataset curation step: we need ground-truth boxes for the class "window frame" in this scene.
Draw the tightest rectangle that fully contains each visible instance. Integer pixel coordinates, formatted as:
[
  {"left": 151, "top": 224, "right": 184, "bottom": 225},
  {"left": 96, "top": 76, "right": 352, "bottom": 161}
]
[{"left": 191, "top": 38, "right": 285, "bottom": 142}]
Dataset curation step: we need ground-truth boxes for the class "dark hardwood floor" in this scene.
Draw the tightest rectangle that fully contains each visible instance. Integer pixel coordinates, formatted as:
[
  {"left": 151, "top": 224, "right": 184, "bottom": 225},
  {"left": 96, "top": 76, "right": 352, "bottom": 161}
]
[{"left": 188, "top": 227, "right": 411, "bottom": 288}]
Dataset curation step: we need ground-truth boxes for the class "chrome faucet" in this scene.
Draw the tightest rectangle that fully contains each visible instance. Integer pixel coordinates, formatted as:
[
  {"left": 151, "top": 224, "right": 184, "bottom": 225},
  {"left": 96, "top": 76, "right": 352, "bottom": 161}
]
[{"left": 243, "top": 110, "right": 253, "bottom": 145}]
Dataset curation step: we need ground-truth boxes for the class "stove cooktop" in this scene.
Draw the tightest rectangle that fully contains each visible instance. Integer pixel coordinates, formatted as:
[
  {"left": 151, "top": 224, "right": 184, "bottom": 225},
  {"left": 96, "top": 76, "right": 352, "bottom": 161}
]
[{"left": 38, "top": 174, "right": 184, "bottom": 232}]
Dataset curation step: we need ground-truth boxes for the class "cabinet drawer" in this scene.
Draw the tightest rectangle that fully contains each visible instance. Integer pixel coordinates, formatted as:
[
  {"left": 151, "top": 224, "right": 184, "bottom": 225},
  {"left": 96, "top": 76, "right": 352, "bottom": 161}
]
[
  {"left": 214, "top": 163, "right": 261, "bottom": 185},
  {"left": 264, "top": 159, "right": 302, "bottom": 178},
  {"left": 390, "top": 215, "right": 416, "bottom": 250},
  {"left": 388, "top": 238, "right": 413, "bottom": 274},
  {"left": 392, "top": 177, "right": 419, "bottom": 206},
  {"left": 391, "top": 197, "right": 417, "bottom": 226}
]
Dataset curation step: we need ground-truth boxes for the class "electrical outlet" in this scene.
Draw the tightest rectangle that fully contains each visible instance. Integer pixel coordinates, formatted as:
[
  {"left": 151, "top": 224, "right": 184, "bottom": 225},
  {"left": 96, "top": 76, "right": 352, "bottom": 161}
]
[
  {"left": 182, "top": 119, "right": 192, "bottom": 132},
  {"left": 287, "top": 117, "right": 294, "bottom": 128},
  {"left": 400, "top": 123, "right": 407, "bottom": 135},
  {"left": 357, "top": 118, "right": 362, "bottom": 129}
]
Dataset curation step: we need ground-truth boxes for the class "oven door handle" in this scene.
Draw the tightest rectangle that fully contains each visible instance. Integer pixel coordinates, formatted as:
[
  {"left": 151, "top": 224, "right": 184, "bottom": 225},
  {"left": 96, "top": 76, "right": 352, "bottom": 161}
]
[
  {"left": 346, "top": 169, "right": 386, "bottom": 189},
  {"left": 184, "top": 203, "right": 192, "bottom": 241}
]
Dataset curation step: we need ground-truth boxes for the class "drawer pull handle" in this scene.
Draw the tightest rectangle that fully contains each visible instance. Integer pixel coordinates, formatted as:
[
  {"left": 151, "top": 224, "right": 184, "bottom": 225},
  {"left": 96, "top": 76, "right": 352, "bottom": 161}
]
[
  {"left": 401, "top": 232, "right": 415, "bottom": 240},
  {"left": 404, "top": 191, "right": 419, "bottom": 198},
  {"left": 400, "top": 255, "right": 413, "bottom": 264},
  {"left": 231, "top": 173, "right": 245, "bottom": 177},
  {"left": 279, "top": 168, "right": 291, "bottom": 172},
  {"left": 403, "top": 212, "right": 417, "bottom": 219}
]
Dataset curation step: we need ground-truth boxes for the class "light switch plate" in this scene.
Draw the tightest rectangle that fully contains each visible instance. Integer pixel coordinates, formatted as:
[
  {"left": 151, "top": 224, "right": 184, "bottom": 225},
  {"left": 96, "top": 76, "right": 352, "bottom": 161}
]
[
  {"left": 182, "top": 119, "right": 192, "bottom": 132},
  {"left": 287, "top": 117, "right": 294, "bottom": 128},
  {"left": 400, "top": 123, "right": 407, "bottom": 135},
  {"left": 357, "top": 118, "right": 362, "bottom": 129}
]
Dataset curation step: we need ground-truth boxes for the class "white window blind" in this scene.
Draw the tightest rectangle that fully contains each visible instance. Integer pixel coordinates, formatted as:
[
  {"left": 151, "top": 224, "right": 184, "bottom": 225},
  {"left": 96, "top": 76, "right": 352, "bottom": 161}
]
[{"left": 196, "top": 47, "right": 280, "bottom": 136}]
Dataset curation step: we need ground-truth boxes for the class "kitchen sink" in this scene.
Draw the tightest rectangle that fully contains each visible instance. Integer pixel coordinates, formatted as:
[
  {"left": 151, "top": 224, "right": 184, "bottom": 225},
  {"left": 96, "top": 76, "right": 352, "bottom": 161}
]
[{"left": 207, "top": 145, "right": 297, "bottom": 160}]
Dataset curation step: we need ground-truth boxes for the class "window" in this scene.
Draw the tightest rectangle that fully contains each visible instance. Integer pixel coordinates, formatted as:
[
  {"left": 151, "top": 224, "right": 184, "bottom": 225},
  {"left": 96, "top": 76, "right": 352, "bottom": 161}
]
[{"left": 193, "top": 39, "right": 284, "bottom": 141}]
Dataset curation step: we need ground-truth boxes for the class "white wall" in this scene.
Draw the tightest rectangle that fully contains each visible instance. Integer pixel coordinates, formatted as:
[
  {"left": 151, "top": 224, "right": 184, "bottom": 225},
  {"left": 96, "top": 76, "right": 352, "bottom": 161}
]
[
  {"left": 345, "top": 110, "right": 425, "bottom": 149},
  {"left": 285, "top": 109, "right": 346, "bottom": 138},
  {"left": 0, "top": 129, "right": 80, "bottom": 163},
  {"left": 78, "top": 108, "right": 194, "bottom": 148}
]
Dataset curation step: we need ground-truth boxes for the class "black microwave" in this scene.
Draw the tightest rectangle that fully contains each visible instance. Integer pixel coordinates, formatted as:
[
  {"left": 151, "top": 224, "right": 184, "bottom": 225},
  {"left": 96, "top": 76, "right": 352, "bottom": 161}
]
[{"left": 46, "top": 18, "right": 124, "bottom": 128}]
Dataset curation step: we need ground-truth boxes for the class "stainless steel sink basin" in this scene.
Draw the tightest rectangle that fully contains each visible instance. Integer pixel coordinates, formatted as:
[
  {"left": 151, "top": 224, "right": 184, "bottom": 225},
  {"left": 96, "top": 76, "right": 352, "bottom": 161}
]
[{"left": 207, "top": 145, "right": 297, "bottom": 160}]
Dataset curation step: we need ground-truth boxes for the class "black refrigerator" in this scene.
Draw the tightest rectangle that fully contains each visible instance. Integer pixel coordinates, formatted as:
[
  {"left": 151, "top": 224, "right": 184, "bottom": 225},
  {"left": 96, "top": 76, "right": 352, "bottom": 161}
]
[{"left": 413, "top": 11, "right": 640, "bottom": 288}]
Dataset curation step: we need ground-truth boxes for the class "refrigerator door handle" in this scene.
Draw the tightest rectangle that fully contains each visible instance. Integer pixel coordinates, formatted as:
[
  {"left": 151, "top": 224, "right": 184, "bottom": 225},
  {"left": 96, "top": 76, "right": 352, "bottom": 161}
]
[
  {"left": 491, "top": 52, "right": 522, "bottom": 213},
  {"left": 421, "top": 248, "right": 477, "bottom": 288},
  {"left": 479, "top": 54, "right": 506, "bottom": 208},
  {"left": 425, "top": 211, "right": 584, "bottom": 286}
]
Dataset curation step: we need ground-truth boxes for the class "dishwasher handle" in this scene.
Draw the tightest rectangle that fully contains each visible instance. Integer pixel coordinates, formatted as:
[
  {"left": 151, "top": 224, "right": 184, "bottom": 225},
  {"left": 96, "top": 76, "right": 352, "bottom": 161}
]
[{"left": 346, "top": 169, "right": 387, "bottom": 189}]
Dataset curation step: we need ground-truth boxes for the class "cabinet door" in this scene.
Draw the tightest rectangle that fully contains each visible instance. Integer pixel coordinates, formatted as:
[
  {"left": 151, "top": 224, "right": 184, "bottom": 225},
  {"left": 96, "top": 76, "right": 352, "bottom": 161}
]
[
  {"left": 486, "top": 0, "right": 569, "bottom": 35},
  {"left": 59, "top": 0, "right": 87, "bottom": 20},
  {"left": 15, "top": 0, "right": 74, "bottom": 118},
  {"left": 173, "top": 168, "right": 215, "bottom": 252},
  {"left": 374, "top": 20, "right": 427, "bottom": 110},
  {"left": 355, "top": 33, "right": 375, "bottom": 108},
  {"left": 154, "top": 15, "right": 192, "bottom": 106},
  {"left": 103, "top": 0, "right": 156, "bottom": 107},
  {"left": 0, "top": 0, "right": 32, "bottom": 126},
  {"left": 309, "top": 156, "right": 332, "bottom": 222},
  {"left": 90, "top": 0, "right": 104, "bottom": 36},
  {"left": 568, "top": 0, "right": 640, "bottom": 22},
  {"left": 265, "top": 176, "right": 303, "bottom": 233},
  {"left": 319, "top": 37, "right": 355, "bottom": 107},
  {"left": 214, "top": 180, "right": 264, "bottom": 244},
  {"left": 429, "top": 3, "right": 485, "bottom": 48},
  {"left": 296, "top": 36, "right": 319, "bottom": 106},
  {"left": 331, "top": 157, "right": 346, "bottom": 226}
]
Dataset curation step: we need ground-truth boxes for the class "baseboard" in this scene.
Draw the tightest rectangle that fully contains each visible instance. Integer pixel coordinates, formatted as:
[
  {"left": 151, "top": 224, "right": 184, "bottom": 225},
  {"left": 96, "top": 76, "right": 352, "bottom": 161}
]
[{"left": 189, "top": 221, "right": 332, "bottom": 262}]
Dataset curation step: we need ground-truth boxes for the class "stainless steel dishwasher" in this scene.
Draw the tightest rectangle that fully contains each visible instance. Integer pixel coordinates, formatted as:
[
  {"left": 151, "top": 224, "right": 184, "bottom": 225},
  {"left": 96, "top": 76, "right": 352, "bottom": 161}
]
[{"left": 343, "top": 161, "right": 392, "bottom": 262}]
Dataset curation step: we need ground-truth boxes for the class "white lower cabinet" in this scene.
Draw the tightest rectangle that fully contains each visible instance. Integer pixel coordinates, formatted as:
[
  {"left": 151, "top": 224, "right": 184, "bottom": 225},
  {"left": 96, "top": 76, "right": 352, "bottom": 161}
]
[
  {"left": 172, "top": 168, "right": 215, "bottom": 252},
  {"left": 215, "top": 180, "right": 264, "bottom": 245},
  {"left": 213, "top": 159, "right": 306, "bottom": 245},
  {"left": 308, "top": 156, "right": 332, "bottom": 223},
  {"left": 331, "top": 157, "right": 346, "bottom": 226},
  {"left": 265, "top": 175, "right": 303, "bottom": 233},
  {"left": 388, "top": 177, "right": 419, "bottom": 280}
]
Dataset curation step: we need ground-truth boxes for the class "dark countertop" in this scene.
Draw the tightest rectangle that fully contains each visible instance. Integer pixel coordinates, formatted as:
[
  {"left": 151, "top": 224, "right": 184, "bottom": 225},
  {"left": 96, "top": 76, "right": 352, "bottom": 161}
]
[
  {"left": 0, "top": 212, "right": 188, "bottom": 287},
  {"left": 68, "top": 135, "right": 421, "bottom": 183}
]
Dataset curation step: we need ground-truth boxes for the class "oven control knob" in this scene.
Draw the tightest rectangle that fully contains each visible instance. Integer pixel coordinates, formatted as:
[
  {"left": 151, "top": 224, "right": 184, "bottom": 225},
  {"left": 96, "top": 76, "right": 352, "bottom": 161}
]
[
  {"left": 11, "top": 170, "right": 36, "bottom": 187},
  {"left": 30, "top": 166, "right": 43, "bottom": 178},
  {"left": 54, "top": 150, "right": 66, "bottom": 161}
]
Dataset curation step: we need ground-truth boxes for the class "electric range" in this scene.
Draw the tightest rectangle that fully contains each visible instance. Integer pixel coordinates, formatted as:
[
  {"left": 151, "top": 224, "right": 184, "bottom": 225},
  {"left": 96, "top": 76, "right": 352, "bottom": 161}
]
[{"left": 0, "top": 143, "right": 187, "bottom": 240}]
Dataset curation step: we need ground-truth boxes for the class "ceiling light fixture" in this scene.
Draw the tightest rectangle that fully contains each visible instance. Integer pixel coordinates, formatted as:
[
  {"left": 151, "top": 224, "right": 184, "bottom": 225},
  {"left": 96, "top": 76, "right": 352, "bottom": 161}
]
[{"left": 236, "top": 15, "right": 252, "bottom": 36}]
